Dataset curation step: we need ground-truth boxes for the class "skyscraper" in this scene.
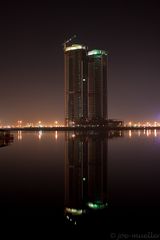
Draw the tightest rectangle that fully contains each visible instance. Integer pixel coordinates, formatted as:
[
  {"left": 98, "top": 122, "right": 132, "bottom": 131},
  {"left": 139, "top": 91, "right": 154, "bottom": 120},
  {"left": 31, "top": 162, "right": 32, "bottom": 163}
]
[
  {"left": 88, "top": 50, "right": 108, "bottom": 124},
  {"left": 64, "top": 43, "right": 108, "bottom": 127},
  {"left": 64, "top": 44, "right": 88, "bottom": 127}
]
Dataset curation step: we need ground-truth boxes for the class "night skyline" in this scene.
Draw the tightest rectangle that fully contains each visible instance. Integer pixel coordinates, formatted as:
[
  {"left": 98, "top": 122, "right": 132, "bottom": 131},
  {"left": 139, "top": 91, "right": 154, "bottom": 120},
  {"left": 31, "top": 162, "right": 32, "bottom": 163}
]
[{"left": 1, "top": 2, "right": 160, "bottom": 125}]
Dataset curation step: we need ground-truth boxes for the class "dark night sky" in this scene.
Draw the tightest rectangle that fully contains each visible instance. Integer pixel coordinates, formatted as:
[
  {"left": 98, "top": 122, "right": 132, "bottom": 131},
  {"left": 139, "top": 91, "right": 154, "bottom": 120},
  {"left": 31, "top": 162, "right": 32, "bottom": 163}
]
[{"left": 0, "top": 1, "right": 160, "bottom": 124}]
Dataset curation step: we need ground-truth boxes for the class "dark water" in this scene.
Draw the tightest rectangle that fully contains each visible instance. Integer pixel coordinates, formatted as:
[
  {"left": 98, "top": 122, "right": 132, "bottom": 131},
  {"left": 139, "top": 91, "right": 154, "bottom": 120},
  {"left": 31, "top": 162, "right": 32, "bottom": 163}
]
[{"left": 0, "top": 130, "right": 160, "bottom": 233}]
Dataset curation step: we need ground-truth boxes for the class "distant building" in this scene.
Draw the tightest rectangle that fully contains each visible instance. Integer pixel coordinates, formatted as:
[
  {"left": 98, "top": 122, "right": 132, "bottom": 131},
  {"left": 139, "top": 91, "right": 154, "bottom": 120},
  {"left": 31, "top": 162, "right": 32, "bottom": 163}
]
[
  {"left": 88, "top": 50, "right": 108, "bottom": 125},
  {"left": 64, "top": 44, "right": 88, "bottom": 127},
  {"left": 107, "top": 119, "right": 124, "bottom": 127}
]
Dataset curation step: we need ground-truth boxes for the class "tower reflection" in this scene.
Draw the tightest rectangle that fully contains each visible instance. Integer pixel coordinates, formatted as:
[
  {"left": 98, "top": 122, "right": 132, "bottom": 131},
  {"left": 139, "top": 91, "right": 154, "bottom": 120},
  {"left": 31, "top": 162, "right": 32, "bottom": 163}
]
[
  {"left": 64, "top": 130, "right": 123, "bottom": 226},
  {"left": 0, "top": 131, "right": 14, "bottom": 148}
]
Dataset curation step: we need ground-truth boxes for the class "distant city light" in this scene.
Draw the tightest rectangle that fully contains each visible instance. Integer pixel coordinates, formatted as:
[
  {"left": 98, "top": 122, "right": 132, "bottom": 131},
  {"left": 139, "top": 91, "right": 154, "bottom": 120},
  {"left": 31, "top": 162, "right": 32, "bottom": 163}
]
[
  {"left": 1, "top": 120, "right": 160, "bottom": 129},
  {"left": 17, "top": 120, "right": 22, "bottom": 127},
  {"left": 54, "top": 121, "right": 58, "bottom": 127}
]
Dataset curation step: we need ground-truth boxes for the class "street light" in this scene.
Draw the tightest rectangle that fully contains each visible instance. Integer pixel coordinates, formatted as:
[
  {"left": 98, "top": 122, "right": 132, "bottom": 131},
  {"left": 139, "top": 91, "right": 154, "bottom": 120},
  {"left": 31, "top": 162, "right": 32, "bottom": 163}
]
[
  {"left": 17, "top": 120, "right": 22, "bottom": 128},
  {"left": 38, "top": 121, "right": 42, "bottom": 127},
  {"left": 54, "top": 121, "right": 58, "bottom": 126}
]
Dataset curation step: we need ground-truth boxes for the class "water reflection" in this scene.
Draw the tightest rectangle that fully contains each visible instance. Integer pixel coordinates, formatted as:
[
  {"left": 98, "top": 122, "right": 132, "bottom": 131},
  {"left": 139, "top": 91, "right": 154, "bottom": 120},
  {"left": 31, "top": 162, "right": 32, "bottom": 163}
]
[
  {"left": 55, "top": 131, "right": 58, "bottom": 140},
  {"left": 1, "top": 129, "right": 160, "bottom": 229},
  {"left": 154, "top": 129, "right": 157, "bottom": 137},
  {"left": 38, "top": 130, "right": 43, "bottom": 140},
  {"left": 126, "top": 129, "right": 160, "bottom": 138},
  {"left": 12, "top": 129, "right": 160, "bottom": 143},
  {"left": 0, "top": 131, "right": 14, "bottom": 147},
  {"left": 17, "top": 131, "right": 22, "bottom": 141},
  {"left": 64, "top": 130, "right": 122, "bottom": 226}
]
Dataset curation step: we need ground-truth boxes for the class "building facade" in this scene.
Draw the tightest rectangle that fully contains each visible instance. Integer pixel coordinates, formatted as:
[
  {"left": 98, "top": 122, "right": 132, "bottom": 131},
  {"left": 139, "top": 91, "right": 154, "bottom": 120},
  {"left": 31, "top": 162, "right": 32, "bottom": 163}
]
[
  {"left": 88, "top": 49, "right": 108, "bottom": 125},
  {"left": 64, "top": 44, "right": 108, "bottom": 126},
  {"left": 64, "top": 44, "right": 88, "bottom": 127}
]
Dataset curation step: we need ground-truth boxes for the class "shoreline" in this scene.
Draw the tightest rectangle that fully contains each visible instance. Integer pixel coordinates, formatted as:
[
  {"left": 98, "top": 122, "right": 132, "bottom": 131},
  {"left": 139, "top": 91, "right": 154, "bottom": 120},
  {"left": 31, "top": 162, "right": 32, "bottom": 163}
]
[{"left": 0, "top": 126, "right": 160, "bottom": 131}]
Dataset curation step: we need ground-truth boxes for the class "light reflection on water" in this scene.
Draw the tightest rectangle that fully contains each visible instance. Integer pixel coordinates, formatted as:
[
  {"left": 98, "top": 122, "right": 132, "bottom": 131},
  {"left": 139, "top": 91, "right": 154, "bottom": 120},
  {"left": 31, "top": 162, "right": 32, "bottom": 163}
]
[
  {"left": 0, "top": 130, "right": 160, "bottom": 229},
  {"left": 18, "top": 131, "right": 22, "bottom": 141}
]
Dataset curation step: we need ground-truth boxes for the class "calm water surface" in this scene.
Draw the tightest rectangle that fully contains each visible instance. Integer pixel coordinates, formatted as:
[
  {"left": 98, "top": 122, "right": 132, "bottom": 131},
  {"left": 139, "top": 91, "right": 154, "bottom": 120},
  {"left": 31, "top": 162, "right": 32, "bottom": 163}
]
[{"left": 1, "top": 130, "right": 160, "bottom": 231}]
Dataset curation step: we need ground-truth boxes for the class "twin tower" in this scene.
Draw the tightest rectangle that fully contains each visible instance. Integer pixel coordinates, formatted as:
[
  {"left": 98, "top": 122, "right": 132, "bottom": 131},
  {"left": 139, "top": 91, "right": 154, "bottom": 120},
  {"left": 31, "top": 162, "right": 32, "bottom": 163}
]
[{"left": 64, "top": 43, "right": 108, "bottom": 127}]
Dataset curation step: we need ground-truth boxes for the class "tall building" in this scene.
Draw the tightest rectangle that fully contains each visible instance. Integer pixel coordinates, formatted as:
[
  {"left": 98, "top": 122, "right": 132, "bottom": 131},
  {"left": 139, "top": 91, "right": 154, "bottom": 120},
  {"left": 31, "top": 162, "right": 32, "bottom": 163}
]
[
  {"left": 88, "top": 49, "right": 108, "bottom": 124},
  {"left": 64, "top": 44, "right": 88, "bottom": 127},
  {"left": 64, "top": 42, "right": 108, "bottom": 127}
]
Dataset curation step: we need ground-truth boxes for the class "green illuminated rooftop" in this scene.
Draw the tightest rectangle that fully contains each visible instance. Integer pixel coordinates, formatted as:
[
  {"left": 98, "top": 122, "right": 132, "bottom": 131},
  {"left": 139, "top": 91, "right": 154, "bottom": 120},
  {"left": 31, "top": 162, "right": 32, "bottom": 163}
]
[
  {"left": 87, "top": 201, "right": 108, "bottom": 210},
  {"left": 88, "top": 49, "right": 107, "bottom": 56}
]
